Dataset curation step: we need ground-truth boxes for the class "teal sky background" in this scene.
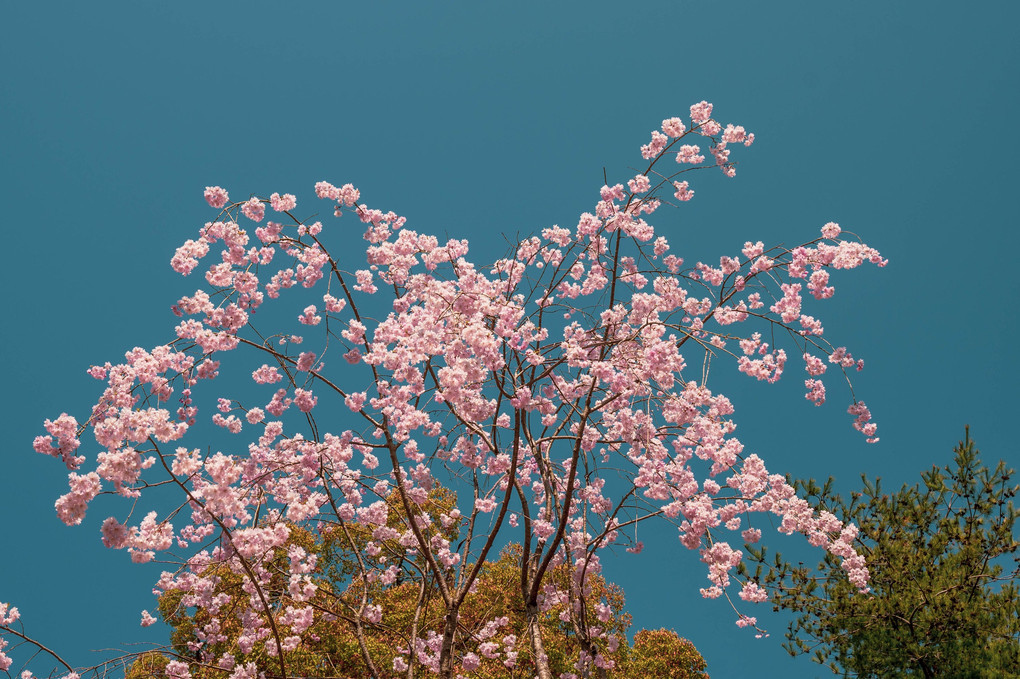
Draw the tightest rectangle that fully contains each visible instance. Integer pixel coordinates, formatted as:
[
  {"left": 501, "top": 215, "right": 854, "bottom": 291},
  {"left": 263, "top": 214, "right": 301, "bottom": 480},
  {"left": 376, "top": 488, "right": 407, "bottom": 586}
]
[{"left": 2, "top": 2, "right": 1018, "bottom": 677}]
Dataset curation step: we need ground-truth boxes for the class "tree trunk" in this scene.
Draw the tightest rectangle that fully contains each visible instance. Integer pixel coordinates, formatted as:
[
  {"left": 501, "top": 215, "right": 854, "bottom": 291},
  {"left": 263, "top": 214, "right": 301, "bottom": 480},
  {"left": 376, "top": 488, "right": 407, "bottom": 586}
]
[
  {"left": 527, "top": 603, "right": 555, "bottom": 679},
  {"left": 438, "top": 603, "right": 460, "bottom": 678},
  {"left": 577, "top": 638, "right": 609, "bottom": 679}
]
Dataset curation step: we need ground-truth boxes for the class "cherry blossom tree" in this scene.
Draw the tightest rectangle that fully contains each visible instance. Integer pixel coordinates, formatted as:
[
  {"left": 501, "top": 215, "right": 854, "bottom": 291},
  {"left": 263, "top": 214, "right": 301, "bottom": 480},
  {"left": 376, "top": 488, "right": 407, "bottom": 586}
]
[{"left": 6, "top": 100, "right": 886, "bottom": 679}]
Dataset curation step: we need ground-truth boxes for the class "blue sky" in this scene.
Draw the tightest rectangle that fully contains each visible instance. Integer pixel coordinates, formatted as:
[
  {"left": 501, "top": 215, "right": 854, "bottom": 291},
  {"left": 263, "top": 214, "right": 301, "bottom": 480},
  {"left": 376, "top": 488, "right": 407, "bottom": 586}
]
[{"left": 1, "top": 2, "right": 1017, "bottom": 677}]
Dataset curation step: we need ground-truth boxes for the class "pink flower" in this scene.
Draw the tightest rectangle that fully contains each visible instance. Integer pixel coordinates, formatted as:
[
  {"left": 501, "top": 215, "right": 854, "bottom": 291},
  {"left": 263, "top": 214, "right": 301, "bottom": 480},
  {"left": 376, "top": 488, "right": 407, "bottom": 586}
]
[
  {"left": 738, "top": 580, "right": 768, "bottom": 603},
  {"left": 722, "top": 125, "right": 749, "bottom": 144},
  {"left": 101, "top": 517, "right": 131, "bottom": 548},
  {"left": 807, "top": 269, "right": 834, "bottom": 299},
  {"left": 341, "top": 320, "right": 366, "bottom": 344},
  {"left": 690, "top": 100, "right": 714, "bottom": 124},
  {"left": 462, "top": 653, "right": 481, "bottom": 671},
  {"left": 640, "top": 130, "right": 669, "bottom": 159},
  {"left": 55, "top": 472, "right": 102, "bottom": 525},
  {"left": 196, "top": 359, "right": 219, "bottom": 379},
  {"left": 627, "top": 174, "right": 651, "bottom": 194},
  {"left": 799, "top": 314, "right": 823, "bottom": 336},
  {"left": 600, "top": 183, "right": 626, "bottom": 201},
  {"left": 770, "top": 283, "right": 803, "bottom": 323},
  {"left": 712, "top": 142, "right": 733, "bottom": 175},
  {"left": 675, "top": 144, "right": 705, "bottom": 165},
  {"left": 742, "top": 241, "right": 764, "bottom": 259},
  {"left": 140, "top": 610, "right": 157, "bottom": 627},
  {"left": 0, "top": 602, "right": 20, "bottom": 626},
  {"left": 270, "top": 192, "right": 297, "bottom": 212},
  {"left": 252, "top": 365, "right": 283, "bottom": 384},
  {"left": 323, "top": 294, "right": 346, "bottom": 312},
  {"left": 661, "top": 117, "right": 686, "bottom": 138},
  {"left": 294, "top": 388, "right": 317, "bottom": 413},
  {"left": 533, "top": 520, "right": 554, "bottom": 540},
  {"left": 315, "top": 181, "right": 339, "bottom": 200},
  {"left": 171, "top": 239, "right": 210, "bottom": 276},
  {"left": 475, "top": 497, "right": 498, "bottom": 513},
  {"left": 353, "top": 269, "right": 377, "bottom": 294},
  {"left": 212, "top": 413, "right": 243, "bottom": 433},
  {"left": 821, "top": 221, "right": 841, "bottom": 239},
  {"left": 673, "top": 181, "right": 694, "bottom": 202},
  {"left": 165, "top": 661, "right": 191, "bottom": 679},
  {"left": 265, "top": 389, "right": 292, "bottom": 416},
  {"left": 241, "top": 198, "right": 265, "bottom": 222},
  {"left": 298, "top": 305, "right": 321, "bottom": 326},
  {"left": 803, "top": 353, "right": 827, "bottom": 376},
  {"left": 848, "top": 401, "right": 879, "bottom": 443},
  {"left": 35, "top": 413, "right": 83, "bottom": 470},
  {"left": 255, "top": 222, "right": 283, "bottom": 244},
  {"left": 204, "top": 186, "right": 229, "bottom": 208},
  {"left": 297, "top": 351, "right": 317, "bottom": 371},
  {"left": 345, "top": 392, "right": 367, "bottom": 411},
  {"left": 338, "top": 183, "right": 360, "bottom": 206}
]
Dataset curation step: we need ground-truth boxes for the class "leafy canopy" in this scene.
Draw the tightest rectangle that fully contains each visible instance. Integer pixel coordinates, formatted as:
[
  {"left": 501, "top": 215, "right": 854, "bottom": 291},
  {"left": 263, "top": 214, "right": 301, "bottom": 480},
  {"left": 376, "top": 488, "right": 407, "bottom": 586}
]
[
  {"left": 128, "top": 485, "right": 708, "bottom": 679},
  {"left": 744, "top": 428, "right": 1019, "bottom": 678}
]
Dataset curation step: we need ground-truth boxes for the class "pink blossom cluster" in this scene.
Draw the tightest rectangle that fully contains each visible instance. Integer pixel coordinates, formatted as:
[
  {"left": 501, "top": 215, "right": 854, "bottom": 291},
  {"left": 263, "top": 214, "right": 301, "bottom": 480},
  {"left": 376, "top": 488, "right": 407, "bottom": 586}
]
[
  {"left": 204, "top": 186, "right": 229, "bottom": 209},
  {"left": 0, "top": 602, "right": 19, "bottom": 671}
]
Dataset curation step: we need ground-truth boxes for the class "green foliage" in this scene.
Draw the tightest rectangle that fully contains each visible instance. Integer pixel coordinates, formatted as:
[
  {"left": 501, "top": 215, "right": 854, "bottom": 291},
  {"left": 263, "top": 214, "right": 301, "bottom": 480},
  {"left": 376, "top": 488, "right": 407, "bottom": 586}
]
[
  {"left": 127, "top": 482, "right": 708, "bottom": 677},
  {"left": 125, "top": 652, "right": 170, "bottom": 679},
  {"left": 625, "top": 629, "right": 709, "bottom": 679},
  {"left": 743, "top": 428, "right": 1020, "bottom": 678}
]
